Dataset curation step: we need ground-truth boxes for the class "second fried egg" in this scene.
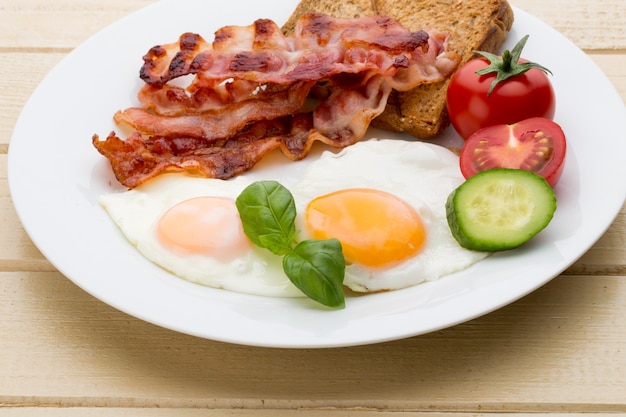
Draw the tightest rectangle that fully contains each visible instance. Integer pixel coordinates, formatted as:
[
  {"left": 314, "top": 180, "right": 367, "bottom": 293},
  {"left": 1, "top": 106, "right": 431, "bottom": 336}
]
[{"left": 290, "top": 139, "right": 489, "bottom": 293}]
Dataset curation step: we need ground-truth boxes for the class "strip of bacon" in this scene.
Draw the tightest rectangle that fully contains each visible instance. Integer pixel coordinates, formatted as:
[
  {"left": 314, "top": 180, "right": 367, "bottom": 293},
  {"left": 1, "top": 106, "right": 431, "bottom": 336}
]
[
  {"left": 115, "top": 81, "right": 313, "bottom": 140},
  {"left": 92, "top": 119, "right": 289, "bottom": 188},
  {"left": 139, "top": 14, "right": 445, "bottom": 89}
]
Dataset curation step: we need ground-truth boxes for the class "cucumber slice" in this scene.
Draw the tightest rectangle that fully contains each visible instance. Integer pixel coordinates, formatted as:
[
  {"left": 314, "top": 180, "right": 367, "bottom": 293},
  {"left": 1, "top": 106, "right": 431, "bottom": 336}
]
[{"left": 446, "top": 168, "right": 556, "bottom": 251}]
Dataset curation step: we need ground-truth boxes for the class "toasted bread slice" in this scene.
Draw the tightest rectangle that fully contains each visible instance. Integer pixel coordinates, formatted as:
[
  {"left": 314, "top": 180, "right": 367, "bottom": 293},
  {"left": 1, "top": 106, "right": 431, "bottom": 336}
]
[
  {"left": 282, "top": 0, "right": 514, "bottom": 139},
  {"left": 373, "top": 0, "right": 514, "bottom": 138}
]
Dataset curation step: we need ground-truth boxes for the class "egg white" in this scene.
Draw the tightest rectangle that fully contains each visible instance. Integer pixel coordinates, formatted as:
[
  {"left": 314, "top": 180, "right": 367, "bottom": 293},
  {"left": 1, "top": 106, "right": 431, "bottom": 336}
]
[
  {"left": 290, "top": 139, "right": 489, "bottom": 293},
  {"left": 99, "top": 174, "right": 303, "bottom": 297}
]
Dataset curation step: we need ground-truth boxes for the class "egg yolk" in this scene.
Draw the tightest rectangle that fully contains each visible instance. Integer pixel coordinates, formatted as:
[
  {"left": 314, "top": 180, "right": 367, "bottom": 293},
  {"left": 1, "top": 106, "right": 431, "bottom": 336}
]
[
  {"left": 156, "top": 197, "right": 250, "bottom": 260},
  {"left": 305, "top": 188, "right": 426, "bottom": 268}
]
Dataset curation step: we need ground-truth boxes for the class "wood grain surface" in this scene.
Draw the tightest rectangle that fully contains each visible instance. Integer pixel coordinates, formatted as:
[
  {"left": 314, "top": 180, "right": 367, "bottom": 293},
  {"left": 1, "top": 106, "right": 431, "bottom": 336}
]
[{"left": 1, "top": 0, "right": 625, "bottom": 415}]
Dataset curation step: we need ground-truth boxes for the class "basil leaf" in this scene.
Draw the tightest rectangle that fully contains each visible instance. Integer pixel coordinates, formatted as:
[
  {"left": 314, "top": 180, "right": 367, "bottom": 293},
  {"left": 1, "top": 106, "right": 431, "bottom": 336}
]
[
  {"left": 235, "top": 181, "right": 297, "bottom": 256},
  {"left": 237, "top": 180, "right": 347, "bottom": 309},
  {"left": 283, "top": 238, "right": 345, "bottom": 309}
]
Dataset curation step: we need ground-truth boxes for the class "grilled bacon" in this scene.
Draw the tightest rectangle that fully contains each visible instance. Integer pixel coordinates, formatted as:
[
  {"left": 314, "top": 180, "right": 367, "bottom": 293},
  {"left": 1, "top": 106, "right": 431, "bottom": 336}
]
[{"left": 93, "top": 13, "right": 460, "bottom": 188}]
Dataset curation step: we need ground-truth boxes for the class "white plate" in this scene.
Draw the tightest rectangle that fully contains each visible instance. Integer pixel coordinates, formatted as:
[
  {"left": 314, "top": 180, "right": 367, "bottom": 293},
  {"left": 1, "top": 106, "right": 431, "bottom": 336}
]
[{"left": 8, "top": 0, "right": 626, "bottom": 348}]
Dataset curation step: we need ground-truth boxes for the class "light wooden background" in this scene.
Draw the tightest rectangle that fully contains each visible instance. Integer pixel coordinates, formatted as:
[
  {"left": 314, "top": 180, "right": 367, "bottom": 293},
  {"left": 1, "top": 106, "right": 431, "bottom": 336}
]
[{"left": 1, "top": 0, "right": 625, "bottom": 415}]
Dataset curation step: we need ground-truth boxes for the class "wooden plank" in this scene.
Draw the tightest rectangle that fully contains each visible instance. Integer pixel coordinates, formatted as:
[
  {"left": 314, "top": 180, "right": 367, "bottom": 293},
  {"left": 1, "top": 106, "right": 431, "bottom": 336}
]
[
  {"left": 589, "top": 53, "right": 626, "bottom": 102},
  {"left": 0, "top": 412, "right": 624, "bottom": 417},
  {"left": 0, "top": 1, "right": 624, "bottom": 51},
  {"left": 0, "top": 53, "right": 65, "bottom": 152},
  {"left": 1, "top": 271, "right": 625, "bottom": 411},
  {"left": 567, "top": 203, "right": 626, "bottom": 275},
  {"left": 0, "top": 155, "right": 52, "bottom": 270},
  {"left": 0, "top": 1, "right": 155, "bottom": 50},
  {"left": 512, "top": 0, "right": 626, "bottom": 50}
]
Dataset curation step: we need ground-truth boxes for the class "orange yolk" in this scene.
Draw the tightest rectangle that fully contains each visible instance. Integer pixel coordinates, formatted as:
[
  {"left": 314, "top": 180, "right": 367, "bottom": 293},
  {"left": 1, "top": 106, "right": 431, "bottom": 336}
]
[
  {"left": 156, "top": 197, "right": 250, "bottom": 260},
  {"left": 305, "top": 188, "right": 426, "bottom": 268}
]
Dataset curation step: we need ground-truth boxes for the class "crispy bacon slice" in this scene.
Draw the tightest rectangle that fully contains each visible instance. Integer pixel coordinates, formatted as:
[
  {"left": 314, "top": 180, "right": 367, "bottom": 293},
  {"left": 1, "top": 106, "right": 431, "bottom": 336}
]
[
  {"left": 115, "top": 81, "right": 314, "bottom": 140},
  {"left": 94, "top": 13, "right": 461, "bottom": 188},
  {"left": 92, "top": 119, "right": 289, "bottom": 188},
  {"left": 140, "top": 14, "right": 448, "bottom": 88}
]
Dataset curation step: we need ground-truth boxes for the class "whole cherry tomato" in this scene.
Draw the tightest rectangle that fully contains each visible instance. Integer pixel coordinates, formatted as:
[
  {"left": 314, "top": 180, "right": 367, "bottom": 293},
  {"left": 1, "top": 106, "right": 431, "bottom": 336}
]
[
  {"left": 459, "top": 117, "right": 566, "bottom": 187},
  {"left": 447, "top": 35, "right": 556, "bottom": 140}
]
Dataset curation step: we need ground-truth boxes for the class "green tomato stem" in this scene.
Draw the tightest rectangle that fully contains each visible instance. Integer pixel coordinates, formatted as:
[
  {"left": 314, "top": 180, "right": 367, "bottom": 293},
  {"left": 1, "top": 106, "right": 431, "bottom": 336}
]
[{"left": 474, "top": 35, "right": 552, "bottom": 96}]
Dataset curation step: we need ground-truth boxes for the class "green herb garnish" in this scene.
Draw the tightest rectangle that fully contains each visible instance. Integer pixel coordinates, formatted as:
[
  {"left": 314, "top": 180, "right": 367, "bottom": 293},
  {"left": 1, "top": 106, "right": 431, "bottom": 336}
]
[{"left": 235, "top": 180, "right": 346, "bottom": 309}]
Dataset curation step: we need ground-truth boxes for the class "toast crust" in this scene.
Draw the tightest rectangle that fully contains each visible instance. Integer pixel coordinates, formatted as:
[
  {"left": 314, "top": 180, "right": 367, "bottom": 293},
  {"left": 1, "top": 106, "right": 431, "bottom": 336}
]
[{"left": 282, "top": 0, "right": 514, "bottom": 139}]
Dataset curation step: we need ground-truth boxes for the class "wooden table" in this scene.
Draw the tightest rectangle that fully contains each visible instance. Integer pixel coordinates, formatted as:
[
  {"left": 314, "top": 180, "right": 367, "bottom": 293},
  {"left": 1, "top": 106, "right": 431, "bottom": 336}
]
[{"left": 1, "top": 1, "right": 625, "bottom": 415}]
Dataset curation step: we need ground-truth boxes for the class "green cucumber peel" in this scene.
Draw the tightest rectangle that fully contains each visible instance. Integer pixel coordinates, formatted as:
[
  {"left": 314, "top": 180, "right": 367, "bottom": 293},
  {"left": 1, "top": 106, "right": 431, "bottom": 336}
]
[
  {"left": 445, "top": 168, "right": 556, "bottom": 252},
  {"left": 236, "top": 180, "right": 346, "bottom": 309}
]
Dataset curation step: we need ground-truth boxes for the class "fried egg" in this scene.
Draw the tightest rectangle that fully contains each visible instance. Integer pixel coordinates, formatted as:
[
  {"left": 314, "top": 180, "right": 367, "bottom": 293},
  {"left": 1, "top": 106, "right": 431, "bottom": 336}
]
[
  {"left": 99, "top": 174, "right": 303, "bottom": 297},
  {"left": 290, "top": 139, "right": 489, "bottom": 293}
]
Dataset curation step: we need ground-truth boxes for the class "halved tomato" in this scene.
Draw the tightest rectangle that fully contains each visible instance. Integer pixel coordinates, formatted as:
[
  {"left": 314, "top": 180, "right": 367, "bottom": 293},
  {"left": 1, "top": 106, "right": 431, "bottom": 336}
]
[{"left": 459, "top": 117, "right": 566, "bottom": 187}]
